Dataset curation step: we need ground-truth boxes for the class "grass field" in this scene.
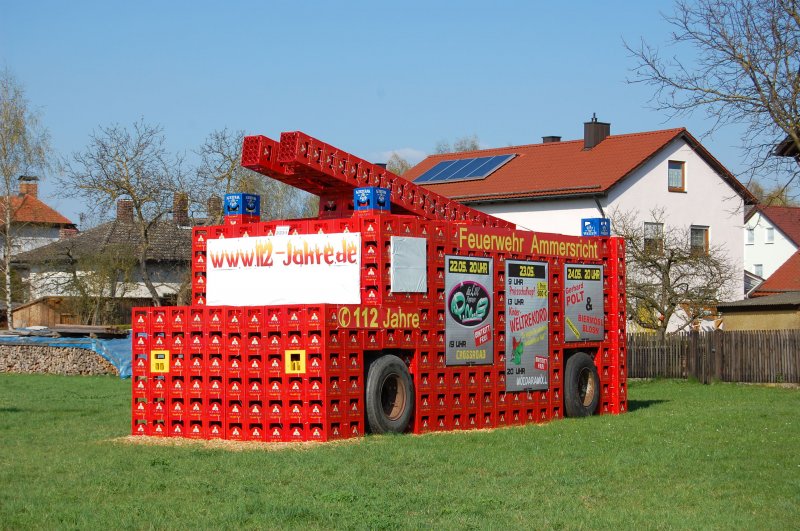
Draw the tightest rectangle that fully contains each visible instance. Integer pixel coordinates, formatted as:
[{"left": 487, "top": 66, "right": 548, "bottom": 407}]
[{"left": 0, "top": 374, "right": 798, "bottom": 529}]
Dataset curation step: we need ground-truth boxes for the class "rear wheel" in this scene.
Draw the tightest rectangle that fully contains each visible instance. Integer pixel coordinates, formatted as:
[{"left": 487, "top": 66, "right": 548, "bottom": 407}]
[
  {"left": 564, "top": 352, "right": 600, "bottom": 417},
  {"left": 365, "top": 355, "right": 414, "bottom": 434}
]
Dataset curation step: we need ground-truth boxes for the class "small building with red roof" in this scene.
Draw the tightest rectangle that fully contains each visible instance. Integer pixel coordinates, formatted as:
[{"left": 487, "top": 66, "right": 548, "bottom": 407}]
[
  {"left": 744, "top": 205, "right": 800, "bottom": 286},
  {"left": 405, "top": 117, "right": 755, "bottom": 302},
  {"left": 749, "top": 252, "right": 800, "bottom": 298},
  {"left": 0, "top": 176, "right": 76, "bottom": 257}
]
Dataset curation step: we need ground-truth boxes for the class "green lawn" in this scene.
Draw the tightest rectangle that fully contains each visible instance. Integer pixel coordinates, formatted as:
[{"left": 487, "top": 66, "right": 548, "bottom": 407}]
[{"left": 0, "top": 374, "right": 797, "bottom": 529}]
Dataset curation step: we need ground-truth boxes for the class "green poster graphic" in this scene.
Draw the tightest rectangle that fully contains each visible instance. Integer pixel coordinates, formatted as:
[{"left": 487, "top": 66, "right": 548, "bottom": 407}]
[{"left": 445, "top": 256, "right": 494, "bottom": 366}]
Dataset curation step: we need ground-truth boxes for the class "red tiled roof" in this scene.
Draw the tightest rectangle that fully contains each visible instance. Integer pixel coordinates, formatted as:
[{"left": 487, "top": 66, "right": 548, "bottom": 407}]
[
  {"left": 0, "top": 195, "right": 75, "bottom": 227},
  {"left": 404, "top": 128, "right": 754, "bottom": 203},
  {"left": 746, "top": 205, "right": 800, "bottom": 246},
  {"left": 752, "top": 252, "right": 800, "bottom": 296}
]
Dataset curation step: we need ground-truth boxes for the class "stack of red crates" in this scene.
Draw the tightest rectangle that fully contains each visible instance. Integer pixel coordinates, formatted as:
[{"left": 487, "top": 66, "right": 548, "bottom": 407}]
[
  {"left": 132, "top": 304, "right": 369, "bottom": 441},
  {"left": 603, "top": 237, "right": 628, "bottom": 413}
]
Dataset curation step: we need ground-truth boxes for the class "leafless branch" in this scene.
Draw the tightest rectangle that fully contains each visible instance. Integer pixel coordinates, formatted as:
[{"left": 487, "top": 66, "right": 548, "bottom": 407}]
[
  {"left": 626, "top": 0, "right": 800, "bottom": 200},
  {"left": 611, "top": 206, "right": 738, "bottom": 336}
]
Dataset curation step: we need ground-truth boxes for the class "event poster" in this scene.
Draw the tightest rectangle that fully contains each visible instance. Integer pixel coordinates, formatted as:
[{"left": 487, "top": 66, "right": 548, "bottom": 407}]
[
  {"left": 564, "top": 264, "right": 604, "bottom": 342},
  {"left": 505, "top": 261, "right": 549, "bottom": 391},
  {"left": 445, "top": 255, "right": 494, "bottom": 365}
]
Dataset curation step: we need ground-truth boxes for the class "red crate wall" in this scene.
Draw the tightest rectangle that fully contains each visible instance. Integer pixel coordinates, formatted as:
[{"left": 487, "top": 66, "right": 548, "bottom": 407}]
[
  {"left": 131, "top": 304, "right": 373, "bottom": 442},
  {"left": 338, "top": 218, "right": 620, "bottom": 434}
]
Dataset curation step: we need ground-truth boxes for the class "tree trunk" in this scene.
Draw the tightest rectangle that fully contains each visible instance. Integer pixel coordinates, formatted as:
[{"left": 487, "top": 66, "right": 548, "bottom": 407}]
[
  {"left": 136, "top": 221, "right": 161, "bottom": 307},
  {"left": 139, "top": 244, "right": 160, "bottom": 307},
  {"left": 175, "top": 275, "right": 191, "bottom": 306},
  {"left": 90, "top": 290, "right": 101, "bottom": 325},
  {"left": 4, "top": 249, "right": 12, "bottom": 331},
  {"left": 4, "top": 197, "right": 13, "bottom": 331},
  {"left": 102, "top": 274, "right": 119, "bottom": 325}
]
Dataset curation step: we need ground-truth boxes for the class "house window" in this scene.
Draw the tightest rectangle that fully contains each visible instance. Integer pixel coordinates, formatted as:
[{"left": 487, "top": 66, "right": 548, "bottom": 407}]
[
  {"left": 765, "top": 227, "right": 774, "bottom": 244},
  {"left": 644, "top": 222, "right": 664, "bottom": 253},
  {"left": 746, "top": 228, "right": 754, "bottom": 245},
  {"left": 754, "top": 264, "right": 763, "bottom": 277},
  {"left": 668, "top": 161, "right": 685, "bottom": 191},
  {"left": 690, "top": 226, "right": 709, "bottom": 255}
]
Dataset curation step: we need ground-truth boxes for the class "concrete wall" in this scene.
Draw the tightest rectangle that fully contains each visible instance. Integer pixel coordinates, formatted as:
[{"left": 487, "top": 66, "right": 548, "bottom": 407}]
[
  {"left": 24, "top": 262, "right": 185, "bottom": 300},
  {"left": 723, "top": 310, "right": 800, "bottom": 331},
  {"left": 479, "top": 196, "right": 602, "bottom": 235},
  {"left": 0, "top": 225, "right": 62, "bottom": 258}
]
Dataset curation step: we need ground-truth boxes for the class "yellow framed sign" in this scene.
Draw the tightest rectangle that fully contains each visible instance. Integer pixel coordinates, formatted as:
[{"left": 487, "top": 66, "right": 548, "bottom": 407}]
[{"left": 150, "top": 350, "right": 170, "bottom": 373}]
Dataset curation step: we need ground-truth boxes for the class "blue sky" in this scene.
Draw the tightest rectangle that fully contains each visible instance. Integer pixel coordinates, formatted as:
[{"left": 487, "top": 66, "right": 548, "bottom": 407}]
[{"left": 1, "top": 0, "right": 750, "bottom": 225}]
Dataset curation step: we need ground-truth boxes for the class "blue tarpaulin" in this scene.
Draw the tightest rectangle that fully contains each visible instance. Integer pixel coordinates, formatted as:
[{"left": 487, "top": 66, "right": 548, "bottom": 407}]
[{"left": 0, "top": 334, "right": 131, "bottom": 378}]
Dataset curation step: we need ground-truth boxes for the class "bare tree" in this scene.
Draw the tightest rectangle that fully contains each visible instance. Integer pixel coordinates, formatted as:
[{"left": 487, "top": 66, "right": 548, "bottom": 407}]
[
  {"left": 435, "top": 134, "right": 481, "bottom": 154},
  {"left": 196, "top": 128, "right": 318, "bottom": 222},
  {"left": 386, "top": 152, "right": 412, "bottom": 176},
  {"left": 0, "top": 70, "right": 49, "bottom": 329},
  {"left": 626, "top": 0, "right": 800, "bottom": 200},
  {"left": 59, "top": 120, "right": 186, "bottom": 306},
  {"left": 195, "top": 128, "right": 262, "bottom": 225},
  {"left": 72, "top": 244, "right": 137, "bottom": 325},
  {"left": 611, "top": 207, "right": 738, "bottom": 337},
  {"left": 28, "top": 243, "right": 138, "bottom": 325},
  {"left": 746, "top": 180, "right": 798, "bottom": 206}
]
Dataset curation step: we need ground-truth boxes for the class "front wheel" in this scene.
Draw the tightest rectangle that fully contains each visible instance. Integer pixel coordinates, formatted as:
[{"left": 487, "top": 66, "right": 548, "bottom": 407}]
[
  {"left": 564, "top": 352, "right": 600, "bottom": 417},
  {"left": 365, "top": 355, "right": 414, "bottom": 434}
]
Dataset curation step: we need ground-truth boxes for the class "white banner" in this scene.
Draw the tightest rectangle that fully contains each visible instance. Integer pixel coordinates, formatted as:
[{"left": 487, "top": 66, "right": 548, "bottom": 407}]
[{"left": 206, "top": 233, "right": 362, "bottom": 306}]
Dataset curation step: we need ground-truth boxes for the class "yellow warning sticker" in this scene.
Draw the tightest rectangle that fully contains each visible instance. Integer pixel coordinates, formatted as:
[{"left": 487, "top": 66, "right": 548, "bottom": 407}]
[
  {"left": 150, "top": 350, "right": 170, "bottom": 373},
  {"left": 565, "top": 316, "right": 581, "bottom": 340},
  {"left": 285, "top": 350, "right": 306, "bottom": 374}
]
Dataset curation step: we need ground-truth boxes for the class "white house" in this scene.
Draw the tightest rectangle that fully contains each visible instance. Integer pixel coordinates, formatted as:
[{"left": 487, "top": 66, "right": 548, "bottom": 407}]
[
  {"left": 11, "top": 198, "right": 193, "bottom": 326},
  {"left": 404, "top": 117, "right": 756, "bottom": 329},
  {"left": 743, "top": 205, "right": 799, "bottom": 281},
  {"left": 0, "top": 176, "right": 77, "bottom": 258}
]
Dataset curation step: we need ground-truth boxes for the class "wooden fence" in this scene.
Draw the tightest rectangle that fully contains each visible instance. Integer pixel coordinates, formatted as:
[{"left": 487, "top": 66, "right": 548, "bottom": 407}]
[{"left": 627, "top": 330, "right": 800, "bottom": 383}]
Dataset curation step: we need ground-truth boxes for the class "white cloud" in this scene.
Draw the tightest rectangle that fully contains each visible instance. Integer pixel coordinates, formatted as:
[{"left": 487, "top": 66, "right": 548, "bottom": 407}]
[{"left": 370, "top": 148, "right": 427, "bottom": 165}]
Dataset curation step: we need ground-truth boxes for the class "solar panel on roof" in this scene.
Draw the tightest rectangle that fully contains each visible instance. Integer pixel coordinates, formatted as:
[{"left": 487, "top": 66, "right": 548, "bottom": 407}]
[
  {"left": 447, "top": 157, "right": 492, "bottom": 180},
  {"left": 414, "top": 154, "right": 515, "bottom": 184},
  {"left": 433, "top": 159, "right": 473, "bottom": 181},
  {"left": 413, "top": 160, "right": 456, "bottom": 183}
]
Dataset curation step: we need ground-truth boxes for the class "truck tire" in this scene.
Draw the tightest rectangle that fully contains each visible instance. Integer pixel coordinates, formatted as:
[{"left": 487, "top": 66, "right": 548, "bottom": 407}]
[
  {"left": 365, "top": 355, "right": 414, "bottom": 434},
  {"left": 564, "top": 352, "right": 600, "bottom": 417}
]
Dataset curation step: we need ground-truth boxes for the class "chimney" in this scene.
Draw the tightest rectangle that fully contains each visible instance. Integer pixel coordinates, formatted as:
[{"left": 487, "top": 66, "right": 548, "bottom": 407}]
[
  {"left": 542, "top": 136, "right": 561, "bottom": 143},
  {"left": 59, "top": 227, "right": 78, "bottom": 240},
  {"left": 584, "top": 113, "right": 610, "bottom": 149},
  {"left": 18, "top": 175, "right": 39, "bottom": 198},
  {"left": 173, "top": 192, "right": 189, "bottom": 227},
  {"left": 207, "top": 195, "right": 222, "bottom": 220},
  {"left": 117, "top": 199, "right": 134, "bottom": 222}
]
